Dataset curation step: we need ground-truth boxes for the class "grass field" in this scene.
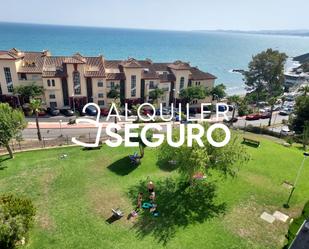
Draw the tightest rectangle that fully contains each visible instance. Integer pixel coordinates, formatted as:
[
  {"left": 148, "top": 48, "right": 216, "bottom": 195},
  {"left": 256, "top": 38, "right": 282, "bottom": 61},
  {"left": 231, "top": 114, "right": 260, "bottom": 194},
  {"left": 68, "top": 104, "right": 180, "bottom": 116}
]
[{"left": 0, "top": 134, "right": 308, "bottom": 249}]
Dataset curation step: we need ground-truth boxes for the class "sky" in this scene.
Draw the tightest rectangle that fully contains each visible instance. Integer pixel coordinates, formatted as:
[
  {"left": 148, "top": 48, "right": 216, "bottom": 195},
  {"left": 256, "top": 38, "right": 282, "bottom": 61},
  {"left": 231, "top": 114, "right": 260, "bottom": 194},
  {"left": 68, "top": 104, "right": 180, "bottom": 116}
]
[{"left": 1, "top": 0, "right": 308, "bottom": 31}]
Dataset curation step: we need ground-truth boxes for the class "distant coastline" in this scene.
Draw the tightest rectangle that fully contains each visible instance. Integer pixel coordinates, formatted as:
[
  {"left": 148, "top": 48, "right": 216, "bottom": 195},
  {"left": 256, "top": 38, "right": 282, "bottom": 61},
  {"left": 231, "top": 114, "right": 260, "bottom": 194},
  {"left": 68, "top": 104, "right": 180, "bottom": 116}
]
[{"left": 195, "top": 29, "right": 309, "bottom": 37}]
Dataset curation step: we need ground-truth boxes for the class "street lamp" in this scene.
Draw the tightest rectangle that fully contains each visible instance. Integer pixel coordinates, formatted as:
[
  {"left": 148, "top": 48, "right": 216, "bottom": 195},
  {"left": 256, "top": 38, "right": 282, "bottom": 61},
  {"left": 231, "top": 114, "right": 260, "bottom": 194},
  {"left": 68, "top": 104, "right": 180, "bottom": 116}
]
[
  {"left": 72, "top": 94, "right": 76, "bottom": 114},
  {"left": 284, "top": 152, "right": 309, "bottom": 208},
  {"left": 59, "top": 120, "right": 63, "bottom": 137}
]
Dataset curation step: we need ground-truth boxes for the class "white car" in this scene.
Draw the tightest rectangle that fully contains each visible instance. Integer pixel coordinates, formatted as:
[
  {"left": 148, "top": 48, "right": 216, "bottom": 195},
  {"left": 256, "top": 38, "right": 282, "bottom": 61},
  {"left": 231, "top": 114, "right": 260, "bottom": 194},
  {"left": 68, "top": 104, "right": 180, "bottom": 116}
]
[{"left": 280, "top": 126, "right": 294, "bottom": 136}]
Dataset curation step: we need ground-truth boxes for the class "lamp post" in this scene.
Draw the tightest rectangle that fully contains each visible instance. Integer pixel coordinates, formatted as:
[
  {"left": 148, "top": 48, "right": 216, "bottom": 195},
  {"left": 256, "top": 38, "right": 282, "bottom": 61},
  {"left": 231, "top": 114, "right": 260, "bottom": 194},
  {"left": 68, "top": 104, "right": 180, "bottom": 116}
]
[
  {"left": 284, "top": 152, "right": 309, "bottom": 208},
  {"left": 72, "top": 94, "right": 76, "bottom": 114},
  {"left": 59, "top": 120, "right": 63, "bottom": 137}
]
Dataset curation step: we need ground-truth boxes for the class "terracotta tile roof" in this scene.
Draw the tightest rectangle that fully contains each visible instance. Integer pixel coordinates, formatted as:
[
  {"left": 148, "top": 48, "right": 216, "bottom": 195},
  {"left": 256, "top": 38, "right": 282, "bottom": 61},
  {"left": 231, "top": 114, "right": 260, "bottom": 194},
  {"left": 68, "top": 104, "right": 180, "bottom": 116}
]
[
  {"left": 168, "top": 60, "right": 191, "bottom": 70},
  {"left": 121, "top": 58, "right": 142, "bottom": 68},
  {"left": 159, "top": 73, "right": 176, "bottom": 82},
  {"left": 152, "top": 63, "right": 170, "bottom": 71},
  {"left": 18, "top": 52, "right": 47, "bottom": 73},
  {"left": 42, "top": 56, "right": 67, "bottom": 78},
  {"left": 105, "top": 73, "right": 126, "bottom": 80},
  {"left": 104, "top": 60, "right": 122, "bottom": 69},
  {"left": 189, "top": 67, "right": 217, "bottom": 80},
  {"left": 0, "top": 50, "right": 16, "bottom": 60},
  {"left": 84, "top": 56, "right": 105, "bottom": 77}
]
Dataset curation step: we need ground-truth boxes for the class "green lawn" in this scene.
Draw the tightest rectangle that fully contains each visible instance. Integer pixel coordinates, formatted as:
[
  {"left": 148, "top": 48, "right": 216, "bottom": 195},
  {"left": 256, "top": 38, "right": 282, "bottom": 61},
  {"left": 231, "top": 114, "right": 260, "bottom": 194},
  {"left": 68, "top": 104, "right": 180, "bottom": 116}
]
[{"left": 0, "top": 135, "right": 308, "bottom": 249}]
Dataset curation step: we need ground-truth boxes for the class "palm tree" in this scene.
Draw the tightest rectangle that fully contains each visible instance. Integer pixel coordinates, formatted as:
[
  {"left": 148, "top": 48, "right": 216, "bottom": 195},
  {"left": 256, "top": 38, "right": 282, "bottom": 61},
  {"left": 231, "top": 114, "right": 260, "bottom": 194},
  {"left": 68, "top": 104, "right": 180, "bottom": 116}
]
[
  {"left": 149, "top": 88, "right": 165, "bottom": 107},
  {"left": 298, "top": 85, "right": 309, "bottom": 96},
  {"left": 132, "top": 104, "right": 141, "bottom": 122},
  {"left": 29, "top": 99, "right": 43, "bottom": 141},
  {"left": 227, "top": 95, "right": 241, "bottom": 126}
]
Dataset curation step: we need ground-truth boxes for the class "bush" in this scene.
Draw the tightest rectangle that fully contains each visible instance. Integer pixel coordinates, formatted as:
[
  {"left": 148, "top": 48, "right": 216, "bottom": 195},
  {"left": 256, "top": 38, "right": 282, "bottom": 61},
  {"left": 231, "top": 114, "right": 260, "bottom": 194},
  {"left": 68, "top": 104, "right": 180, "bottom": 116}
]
[{"left": 0, "top": 194, "right": 36, "bottom": 249}]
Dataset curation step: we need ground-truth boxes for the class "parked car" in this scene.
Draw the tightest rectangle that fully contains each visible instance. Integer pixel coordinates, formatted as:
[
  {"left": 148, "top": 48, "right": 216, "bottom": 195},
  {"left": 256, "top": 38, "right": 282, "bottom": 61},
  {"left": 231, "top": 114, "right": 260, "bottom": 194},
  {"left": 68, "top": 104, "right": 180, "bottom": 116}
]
[
  {"left": 155, "top": 108, "right": 170, "bottom": 116},
  {"left": 100, "top": 108, "right": 109, "bottom": 116},
  {"left": 280, "top": 126, "right": 294, "bottom": 136},
  {"left": 38, "top": 110, "right": 47, "bottom": 116},
  {"left": 217, "top": 105, "right": 228, "bottom": 112},
  {"left": 228, "top": 105, "right": 234, "bottom": 112},
  {"left": 260, "top": 112, "right": 271, "bottom": 119},
  {"left": 143, "top": 109, "right": 153, "bottom": 115},
  {"left": 47, "top": 107, "right": 60, "bottom": 116},
  {"left": 245, "top": 113, "right": 260, "bottom": 120},
  {"left": 60, "top": 108, "right": 74, "bottom": 116},
  {"left": 85, "top": 105, "right": 98, "bottom": 116},
  {"left": 279, "top": 108, "right": 292, "bottom": 116},
  {"left": 120, "top": 108, "right": 132, "bottom": 116}
]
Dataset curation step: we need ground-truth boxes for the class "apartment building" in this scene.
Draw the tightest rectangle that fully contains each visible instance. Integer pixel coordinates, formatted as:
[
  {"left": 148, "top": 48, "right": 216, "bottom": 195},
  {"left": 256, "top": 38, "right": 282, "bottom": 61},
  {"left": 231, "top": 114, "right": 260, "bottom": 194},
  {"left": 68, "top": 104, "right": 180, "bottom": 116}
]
[{"left": 0, "top": 48, "right": 216, "bottom": 110}]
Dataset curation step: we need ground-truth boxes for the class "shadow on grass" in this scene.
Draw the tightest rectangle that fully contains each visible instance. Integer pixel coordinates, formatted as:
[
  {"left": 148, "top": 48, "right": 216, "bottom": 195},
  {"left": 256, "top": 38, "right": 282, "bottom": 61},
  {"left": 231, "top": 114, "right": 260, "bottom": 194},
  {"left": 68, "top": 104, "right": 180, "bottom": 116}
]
[
  {"left": 128, "top": 178, "right": 226, "bottom": 245},
  {"left": 241, "top": 141, "right": 260, "bottom": 148},
  {"left": 0, "top": 155, "right": 11, "bottom": 163},
  {"left": 156, "top": 158, "right": 178, "bottom": 172},
  {"left": 107, "top": 156, "right": 138, "bottom": 176}
]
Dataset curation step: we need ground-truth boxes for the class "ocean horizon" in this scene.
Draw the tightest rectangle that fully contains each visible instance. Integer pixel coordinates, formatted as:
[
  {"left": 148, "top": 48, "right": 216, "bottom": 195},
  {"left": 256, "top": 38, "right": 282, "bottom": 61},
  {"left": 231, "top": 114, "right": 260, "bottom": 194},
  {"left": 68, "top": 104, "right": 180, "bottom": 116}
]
[{"left": 1, "top": 22, "right": 309, "bottom": 95}]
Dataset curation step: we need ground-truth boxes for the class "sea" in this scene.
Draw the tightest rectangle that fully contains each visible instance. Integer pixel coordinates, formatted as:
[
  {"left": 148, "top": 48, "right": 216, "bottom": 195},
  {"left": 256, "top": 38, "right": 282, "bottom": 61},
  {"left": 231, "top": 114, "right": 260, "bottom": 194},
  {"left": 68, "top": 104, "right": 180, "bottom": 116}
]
[{"left": 1, "top": 22, "right": 309, "bottom": 95}]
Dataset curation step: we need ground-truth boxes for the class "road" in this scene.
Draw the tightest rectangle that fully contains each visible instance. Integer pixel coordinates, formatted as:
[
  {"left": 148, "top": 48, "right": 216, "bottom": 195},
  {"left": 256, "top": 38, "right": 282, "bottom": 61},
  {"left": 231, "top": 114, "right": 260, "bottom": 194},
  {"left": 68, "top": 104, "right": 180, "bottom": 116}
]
[
  {"left": 22, "top": 112, "right": 289, "bottom": 139},
  {"left": 290, "top": 220, "right": 309, "bottom": 249}
]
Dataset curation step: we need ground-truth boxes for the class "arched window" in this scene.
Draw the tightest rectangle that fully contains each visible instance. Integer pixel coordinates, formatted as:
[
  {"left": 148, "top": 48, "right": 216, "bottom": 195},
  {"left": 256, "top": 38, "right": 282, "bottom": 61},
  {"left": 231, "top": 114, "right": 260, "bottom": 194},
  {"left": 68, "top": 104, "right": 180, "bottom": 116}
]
[
  {"left": 52, "top": 79, "right": 55, "bottom": 87},
  {"left": 180, "top": 77, "right": 185, "bottom": 90},
  {"left": 73, "top": 71, "right": 81, "bottom": 94},
  {"left": 47, "top": 79, "right": 51, "bottom": 87}
]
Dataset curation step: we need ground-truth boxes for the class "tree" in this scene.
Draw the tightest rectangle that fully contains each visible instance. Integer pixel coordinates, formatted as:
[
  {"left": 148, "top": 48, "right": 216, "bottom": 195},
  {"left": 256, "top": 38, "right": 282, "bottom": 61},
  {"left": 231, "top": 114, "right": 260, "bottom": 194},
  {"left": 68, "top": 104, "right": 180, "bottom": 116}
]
[
  {"left": 291, "top": 95, "right": 309, "bottom": 134},
  {"left": 107, "top": 85, "right": 120, "bottom": 99},
  {"left": 210, "top": 84, "right": 226, "bottom": 101},
  {"left": 244, "top": 49, "right": 287, "bottom": 126},
  {"left": 298, "top": 85, "right": 309, "bottom": 96},
  {"left": 149, "top": 88, "right": 165, "bottom": 106},
  {"left": 267, "top": 97, "right": 277, "bottom": 127},
  {"left": 227, "top": 95, "right": 241, "bottom": 125},
  {"left": 179, "top": 86, "right": 209, "bottom": 104},
  {"left": 132, "top": 104, "right": 141, "bottom": 122},
  {"left": 13, "top": 83, "right": 44, "bottom": 104},
  {"left": 0, "top": 194, "right": 36, "bottom": 249},
  {"left": 158, "top": 123, "right": 249, "bottom": 182},
  {"left": 29, "top": 99, "right": 43, "bottom": 141},
  {"left": 0, "top": 103, "right": 27, "bottom": 158}
]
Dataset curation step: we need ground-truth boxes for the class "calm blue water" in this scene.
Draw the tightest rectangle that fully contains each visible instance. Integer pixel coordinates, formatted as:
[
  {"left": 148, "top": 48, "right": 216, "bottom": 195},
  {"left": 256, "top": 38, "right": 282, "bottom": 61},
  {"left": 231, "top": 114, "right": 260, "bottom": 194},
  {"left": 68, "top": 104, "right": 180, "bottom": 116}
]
[{"left": 1, "top": 22, "right": 309, "bottom": 94}]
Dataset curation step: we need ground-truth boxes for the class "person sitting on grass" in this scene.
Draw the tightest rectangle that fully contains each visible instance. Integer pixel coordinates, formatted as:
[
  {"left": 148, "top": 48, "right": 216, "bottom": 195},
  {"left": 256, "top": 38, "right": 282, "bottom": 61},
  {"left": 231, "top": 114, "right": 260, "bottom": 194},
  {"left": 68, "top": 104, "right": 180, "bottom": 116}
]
[
  {"left": 149, "top": 191, "right": 155, "bottom": 202},
  {"left": 136, "top": 192, "right": 143, "bottom": 210},
  {"left": 147, "top": 181, "right": 155, "bottom": 193}
]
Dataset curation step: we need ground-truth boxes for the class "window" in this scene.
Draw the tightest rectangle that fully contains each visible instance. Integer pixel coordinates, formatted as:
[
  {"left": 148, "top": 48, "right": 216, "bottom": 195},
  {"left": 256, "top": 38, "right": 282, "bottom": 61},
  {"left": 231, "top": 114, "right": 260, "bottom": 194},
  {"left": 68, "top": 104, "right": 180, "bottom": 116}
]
[
  {"left": 131, "top": 75, "right": 136, "bottom": 97},
  {"left": 50, "top": 102, "right": 57, "bottom": 108},
  {"left": 73, "top": 71, "right": 81, "bottom": 94},
  {"left": 4, "top": 67, "right": 13, "bottom": 92},
  {"left": 49, "top": 94, "right": 56, "bottom": 99},
  {"left": 149, "top": 81, "right": 155, "bottom": 89},
  {"left": 180, "top": 77, "right": 185, "bottom": 90},
  {"left": 52, "top": 79, "right": 55, "bottom": 87},
  {"left": 47, "top": 79, "right": 51, "bottom": 87},
  {"left": 98, "top": 81, "right": 103, "bottom": 87},
  {"left": 110, "top": 81, "right": 115, "bottom": 89},
  {"left": 20, "top": 73, "right": 27, "bottom": 80},
  {"left": 98, "top": 93, "right": 104, "bottom": 98},
  {"left": 98, "top": 100, "right": 105, "bottom": 106}
]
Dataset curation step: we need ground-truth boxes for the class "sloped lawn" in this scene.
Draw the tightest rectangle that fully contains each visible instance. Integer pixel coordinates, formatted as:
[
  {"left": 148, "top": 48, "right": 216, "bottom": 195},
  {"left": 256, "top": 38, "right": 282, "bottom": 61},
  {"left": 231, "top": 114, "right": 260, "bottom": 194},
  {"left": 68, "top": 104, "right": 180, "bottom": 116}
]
[{"left": 0, "top": 135, "right": 308, "bottom": 249}]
